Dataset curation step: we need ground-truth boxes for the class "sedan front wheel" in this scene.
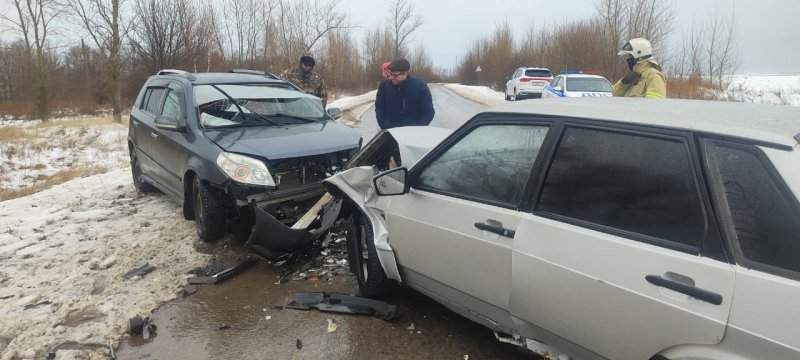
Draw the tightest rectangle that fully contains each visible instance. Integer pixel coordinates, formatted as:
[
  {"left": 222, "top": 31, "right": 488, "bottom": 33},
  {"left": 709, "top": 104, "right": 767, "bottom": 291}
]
[{"left": 345, "top": 212, "right": 391, "bottom": 298}]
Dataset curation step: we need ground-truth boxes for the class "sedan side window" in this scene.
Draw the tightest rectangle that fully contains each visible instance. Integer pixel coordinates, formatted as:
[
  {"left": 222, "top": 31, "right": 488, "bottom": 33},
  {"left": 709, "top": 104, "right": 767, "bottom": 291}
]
[
  {"left": 417, "top": 124, "right": 549, "bottom": 206},
  {"left": 707, "top": 143, "right": 800, "bottom": 275},
  {"left": 536, "top": 127, "right": 706, "bottom": 248}
]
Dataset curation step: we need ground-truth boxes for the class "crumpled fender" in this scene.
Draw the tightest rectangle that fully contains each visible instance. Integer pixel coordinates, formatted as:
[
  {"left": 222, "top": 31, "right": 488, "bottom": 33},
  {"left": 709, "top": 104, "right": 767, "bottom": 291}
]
[{"left": 324, "top": 166, "right": 403, "bottom": 283}]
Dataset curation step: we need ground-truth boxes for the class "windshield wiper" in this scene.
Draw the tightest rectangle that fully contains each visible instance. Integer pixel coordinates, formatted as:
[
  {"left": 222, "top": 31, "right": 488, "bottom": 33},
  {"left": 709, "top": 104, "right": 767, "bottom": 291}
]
[
  {"left": 210, "top": 85, "right": 281, "bottom": 127},
  {"left": 264, "top": 113, "right": 319, "bottom": 123}
]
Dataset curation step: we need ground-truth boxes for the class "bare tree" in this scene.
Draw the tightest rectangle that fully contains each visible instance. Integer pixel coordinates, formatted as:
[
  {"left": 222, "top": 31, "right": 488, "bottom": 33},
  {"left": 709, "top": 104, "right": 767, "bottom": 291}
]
[
  {"left": 208, "top": 0, "right": 277, "bottom": 67},
  {"left": 2, "top": 0, "right": 63, "bottom": 120},
  {"left": 64, "top": 0, "right": 128, "bottom": 122},
  {"left": 704, "top": 6, "right": 737, "bottom": 89},
  {"left": 128, "top": 0, "right": 210, "bottom": 73},
  {"left": 388, "top": 0, "right": 423, "bottom": 58},
  {"left": 275, "top": 0, "right": 349, "bottom": 68}
]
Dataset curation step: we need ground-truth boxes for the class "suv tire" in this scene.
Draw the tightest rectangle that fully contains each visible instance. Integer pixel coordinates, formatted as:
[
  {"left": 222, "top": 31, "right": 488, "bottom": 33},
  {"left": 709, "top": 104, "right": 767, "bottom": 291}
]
[
  {"left": 345, "top": 212, "right": 391, "bottom": 298},
  {"left": 130, "top": 147, "right": 157, "bottom": 194},
  {"left": 193, "top": 177, "right": 225, "bottom": 242}
]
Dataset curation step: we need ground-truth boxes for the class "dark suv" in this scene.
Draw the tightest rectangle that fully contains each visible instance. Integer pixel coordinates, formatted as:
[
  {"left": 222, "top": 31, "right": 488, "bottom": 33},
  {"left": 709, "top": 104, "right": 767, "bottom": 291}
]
[{"left": 128, "top": 69, "right": 361, "bottom": 242}]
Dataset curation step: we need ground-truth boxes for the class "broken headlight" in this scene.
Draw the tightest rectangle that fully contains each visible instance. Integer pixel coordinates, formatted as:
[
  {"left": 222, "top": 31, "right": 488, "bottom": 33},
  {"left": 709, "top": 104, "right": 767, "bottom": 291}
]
[{"left": 216, "top": 152, "right": 276, "bottom": 187}]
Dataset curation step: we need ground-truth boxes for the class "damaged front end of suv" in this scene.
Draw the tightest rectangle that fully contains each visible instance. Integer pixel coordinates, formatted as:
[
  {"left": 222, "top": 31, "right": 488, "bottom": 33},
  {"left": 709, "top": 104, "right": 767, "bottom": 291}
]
[{"left": 246, "top": 126, "right": 452, "bottom": 264}]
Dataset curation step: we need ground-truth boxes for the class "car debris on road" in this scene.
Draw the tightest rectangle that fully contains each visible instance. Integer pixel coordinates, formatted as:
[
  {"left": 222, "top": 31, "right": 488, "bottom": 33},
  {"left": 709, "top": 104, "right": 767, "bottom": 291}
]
[
  {"left": 285, "top": 292, "right": 398, "bottom": 320},
  {"left": 123, "top": 263, "right": 156, "bottom": 280},
  {"left": 187, "top": 256, "right": 257, "bottom": 285}
]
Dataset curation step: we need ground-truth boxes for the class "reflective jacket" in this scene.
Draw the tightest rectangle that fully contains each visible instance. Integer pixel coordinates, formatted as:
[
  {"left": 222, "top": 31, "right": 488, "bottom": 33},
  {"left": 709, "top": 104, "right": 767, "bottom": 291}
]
[{"left": 612, "top": 59, "right": 667, "bottom": 99}]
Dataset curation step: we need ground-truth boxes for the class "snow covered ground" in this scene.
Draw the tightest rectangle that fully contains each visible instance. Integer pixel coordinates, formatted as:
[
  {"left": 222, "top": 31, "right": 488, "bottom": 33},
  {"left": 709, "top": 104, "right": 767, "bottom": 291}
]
[
  {"left": 0, "top": 169, "right": 208, "bottom": 359},
  {"left": 0, "top": 117, "right": 128, "bottom": 200},
  {"left": 442, "top": 84, "right": 505, "bottom": 106},
  {"left": 715, "top": 74, "right": 800, "bottom": 106}
]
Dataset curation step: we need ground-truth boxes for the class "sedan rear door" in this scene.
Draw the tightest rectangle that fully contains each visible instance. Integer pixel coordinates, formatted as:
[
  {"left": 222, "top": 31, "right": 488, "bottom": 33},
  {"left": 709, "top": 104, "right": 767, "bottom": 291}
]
[{"left": 510, "top": 124, "right": 735, "bottom": 360}]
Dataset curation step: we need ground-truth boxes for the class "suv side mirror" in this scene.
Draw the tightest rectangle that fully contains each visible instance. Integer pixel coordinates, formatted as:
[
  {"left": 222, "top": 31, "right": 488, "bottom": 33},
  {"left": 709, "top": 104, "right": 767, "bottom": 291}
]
[
  {"left": 373, "top": 167, "right": 408, "bottom": 196},
  {"left": 155, "top": 115, "right": 182, "bottom": 131},
  {"left": 327, "top": 107, "right": 343, "bottom": 120}
]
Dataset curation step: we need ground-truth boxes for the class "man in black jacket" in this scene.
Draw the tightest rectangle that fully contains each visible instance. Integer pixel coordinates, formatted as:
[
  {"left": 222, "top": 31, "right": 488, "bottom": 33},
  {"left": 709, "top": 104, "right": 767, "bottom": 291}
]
[{"left": 374, "top": 59, "right": 435, "bottom": 129}]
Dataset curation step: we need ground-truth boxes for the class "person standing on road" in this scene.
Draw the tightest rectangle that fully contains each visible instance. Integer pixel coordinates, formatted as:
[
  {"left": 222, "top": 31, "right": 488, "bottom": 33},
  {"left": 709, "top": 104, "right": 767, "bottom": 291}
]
[
  {"left": 612, "top": 38, "right": 667, "bottom": 99},
  {"left": 374, "top": 58, "right": 435, "bottom": 130},
  {"left": 281, "top": 55, "right": 328, "bottom": 107}
]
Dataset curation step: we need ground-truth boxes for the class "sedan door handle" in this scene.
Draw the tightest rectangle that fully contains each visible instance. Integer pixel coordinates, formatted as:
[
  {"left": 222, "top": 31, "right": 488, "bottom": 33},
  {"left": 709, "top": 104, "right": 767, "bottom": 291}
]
[
  {"left": 474, "top": 219, "right": 515, "bottom": 238},
  {"left": 150, "top": 132, "right": 159, "bottom": 139},
  {"left": 645, "top": 274, "right": 723, "bottom": 305}
]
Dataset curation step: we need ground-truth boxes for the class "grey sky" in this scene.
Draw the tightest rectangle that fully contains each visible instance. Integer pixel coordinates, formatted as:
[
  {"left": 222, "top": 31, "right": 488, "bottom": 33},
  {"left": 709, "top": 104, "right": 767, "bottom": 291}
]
[{"left": 343, "top": 0, "right": 800, "bottom": 74}]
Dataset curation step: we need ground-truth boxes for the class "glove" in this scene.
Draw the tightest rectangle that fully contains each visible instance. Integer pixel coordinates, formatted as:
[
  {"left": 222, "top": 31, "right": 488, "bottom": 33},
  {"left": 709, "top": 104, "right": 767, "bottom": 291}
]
[{"left": 621, "top": 72, "right": 641, "bottom": 85}]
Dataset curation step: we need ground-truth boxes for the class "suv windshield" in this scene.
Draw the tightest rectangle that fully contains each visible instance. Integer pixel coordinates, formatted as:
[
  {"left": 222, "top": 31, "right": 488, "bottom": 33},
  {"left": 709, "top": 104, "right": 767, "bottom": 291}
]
[
  {"left": 525, "top": 69, "right": 552, "bottom": 77},
  {"left": 195, "top": 84, "right": 326, "bottom": 128},
  {"left": 566, "top": 78, "right": 613, "bottom": 92}
]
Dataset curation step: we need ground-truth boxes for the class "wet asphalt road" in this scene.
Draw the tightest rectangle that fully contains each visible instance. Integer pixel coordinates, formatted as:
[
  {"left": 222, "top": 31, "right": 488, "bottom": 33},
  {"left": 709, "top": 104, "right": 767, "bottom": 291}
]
[{"left": 116, "top": 86, "right": 535, "bottom": 359}]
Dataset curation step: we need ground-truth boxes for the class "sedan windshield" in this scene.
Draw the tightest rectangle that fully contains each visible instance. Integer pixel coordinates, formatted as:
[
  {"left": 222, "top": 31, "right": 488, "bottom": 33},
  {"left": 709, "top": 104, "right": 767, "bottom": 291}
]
[
  {"left": 194, "top": 84, "right": 327, "bottom": 128},
  {"left": 566, "top": 78, "right": 613, "bottom": 92}
]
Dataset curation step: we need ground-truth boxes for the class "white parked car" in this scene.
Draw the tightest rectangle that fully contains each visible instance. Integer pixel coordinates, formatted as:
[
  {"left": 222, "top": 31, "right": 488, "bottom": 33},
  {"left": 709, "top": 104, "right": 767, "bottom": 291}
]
[
  {"left": 325, "top": 98, "right": 800, "bottom": 360},
  {"left": 542, "top": 74, "right": 613, "bottom": 98},
  {"left": 505, "top": 67, "right": 553, "bottom": 101}
]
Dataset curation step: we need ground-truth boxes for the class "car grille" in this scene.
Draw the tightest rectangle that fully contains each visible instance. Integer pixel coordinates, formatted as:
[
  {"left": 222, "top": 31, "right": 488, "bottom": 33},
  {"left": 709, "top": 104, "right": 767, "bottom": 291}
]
[{"left": 269, "top": 149, "right": 353, "bottom": 190}]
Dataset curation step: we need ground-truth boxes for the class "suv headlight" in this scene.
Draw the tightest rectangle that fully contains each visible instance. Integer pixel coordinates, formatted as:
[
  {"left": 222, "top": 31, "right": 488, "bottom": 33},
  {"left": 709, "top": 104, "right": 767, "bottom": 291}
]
[{"left": 216, "top": 152, "right": 276, "bottom": 187}]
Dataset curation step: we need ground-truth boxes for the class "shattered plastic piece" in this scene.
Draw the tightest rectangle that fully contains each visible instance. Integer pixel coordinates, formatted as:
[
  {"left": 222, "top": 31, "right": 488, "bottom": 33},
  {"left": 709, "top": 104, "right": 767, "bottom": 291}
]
[
  {"left": 187, "top": 257, "right": 257, "bottom": 285},
  {"left": 296, "top": 339, "right": 303, "bottom": 350},
  {"left": 128, "top": 315, "right": 146, "bottom": 335},
  {"left": 286, "top": 292, "right": 398, "bottom": 320},
  {"left": 123, "top": 263, "right": 156, "bottom": 280},
  {"left": 23, "top": 300, "right": 52, "bottom": 310},
  {"left": 407, "top": 323, "right": 415, "bottom": 331},
  {"left": 265, "top": 315, "right": 272, "bottom": 320},
  {"left": 218, "top": 324, "right": 231, "bottom": 331},
  {"left": 327, "top": 319, "right": 338, "bottom": 333}
]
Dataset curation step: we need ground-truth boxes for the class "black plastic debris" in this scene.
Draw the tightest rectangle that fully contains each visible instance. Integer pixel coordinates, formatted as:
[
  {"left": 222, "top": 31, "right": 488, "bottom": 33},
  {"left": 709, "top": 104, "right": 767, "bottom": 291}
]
[
  {"left": 23, "top": 300, "right": 52, "bottom": 310},
  {"left": 187, "top": 257, "right": 257, "bottom": 285},
  {"left": 286, "top": 292, "right": 398, "bottom": 320},
  {"left": 296, "top": 339, "right": 303, "bottom": 350},
  {"left": 123, "top": 263, "right": 156, "bottom": 280}
]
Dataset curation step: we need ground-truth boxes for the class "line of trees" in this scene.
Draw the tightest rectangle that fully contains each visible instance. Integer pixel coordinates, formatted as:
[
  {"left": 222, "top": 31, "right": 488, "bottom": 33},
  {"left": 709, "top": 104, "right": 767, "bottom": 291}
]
[
  {"left": 454, "top": 0, "right": 737, "bottom": 99},
  {"left": 0, "top": 0, "right": 442, "bottom": 120}
]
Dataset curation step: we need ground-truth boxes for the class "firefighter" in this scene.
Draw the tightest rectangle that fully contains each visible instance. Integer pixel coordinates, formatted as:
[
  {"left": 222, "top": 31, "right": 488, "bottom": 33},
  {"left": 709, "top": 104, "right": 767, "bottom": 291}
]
[{"left": 613, "top": 38, "right": 667, "bottom": 99}]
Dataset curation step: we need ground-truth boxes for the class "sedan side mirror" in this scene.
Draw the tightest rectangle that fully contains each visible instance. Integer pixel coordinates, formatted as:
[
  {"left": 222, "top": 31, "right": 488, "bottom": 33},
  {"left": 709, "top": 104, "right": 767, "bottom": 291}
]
[
  {"left": 373, "top": 167, "right": 408, "bottom": 196},
  {"left": 327, "top": 107, "right": 343, "bottom": 120},
  {"left": 155, "top": 115, "right": 183, "bottom": 131}
]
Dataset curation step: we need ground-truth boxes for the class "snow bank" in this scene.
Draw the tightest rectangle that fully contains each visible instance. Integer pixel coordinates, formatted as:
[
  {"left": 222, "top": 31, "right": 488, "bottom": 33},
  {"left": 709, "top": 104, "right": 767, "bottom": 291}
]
[
  {"left": 716, "top": 74, "right": 800, "bottom": 107},
  {"left": 0, "top": 169, "right": 208, "bottom": 359},
  {"left": 327, "top": 90, "right": 377, "bottom": 127},
  {"left": 442, "top": 84, "right": 505, "bottom": 106}
]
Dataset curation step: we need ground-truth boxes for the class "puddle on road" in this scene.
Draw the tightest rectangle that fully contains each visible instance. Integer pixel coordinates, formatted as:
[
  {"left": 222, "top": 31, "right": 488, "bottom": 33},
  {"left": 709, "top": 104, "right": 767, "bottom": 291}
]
[{"left": 117, "top": 253, "right": 532, "bottom": 360}]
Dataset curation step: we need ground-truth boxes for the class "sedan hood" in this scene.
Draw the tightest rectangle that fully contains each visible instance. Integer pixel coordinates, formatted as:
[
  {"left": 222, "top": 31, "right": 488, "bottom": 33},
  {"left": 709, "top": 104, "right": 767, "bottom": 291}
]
[{"left": 204, "top": 120, "right": 361, "bottom": 160}]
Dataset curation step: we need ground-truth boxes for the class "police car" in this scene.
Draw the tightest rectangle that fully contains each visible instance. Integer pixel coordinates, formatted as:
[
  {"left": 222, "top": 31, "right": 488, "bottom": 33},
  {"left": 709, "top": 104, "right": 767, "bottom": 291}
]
[{"left": 542, "top": 73, "right": 613, "bottom": 98}]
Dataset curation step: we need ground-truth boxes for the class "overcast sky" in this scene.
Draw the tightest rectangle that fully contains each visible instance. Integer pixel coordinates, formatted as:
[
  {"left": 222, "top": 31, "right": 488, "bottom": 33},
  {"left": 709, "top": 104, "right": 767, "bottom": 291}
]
[{"left": 343, "top": 0, "right": 800, "bottom": 74}]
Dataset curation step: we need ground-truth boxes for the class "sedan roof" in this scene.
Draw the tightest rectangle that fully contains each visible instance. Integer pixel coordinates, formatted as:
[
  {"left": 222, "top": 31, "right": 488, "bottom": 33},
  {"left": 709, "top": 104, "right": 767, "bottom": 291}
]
[{"left": 489, "top": 98, "right": 800, "bottom": 148}]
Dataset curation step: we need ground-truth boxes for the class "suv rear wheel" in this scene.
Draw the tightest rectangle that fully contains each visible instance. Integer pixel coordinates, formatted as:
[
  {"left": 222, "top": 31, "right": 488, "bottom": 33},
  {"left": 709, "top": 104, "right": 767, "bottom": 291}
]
[
  {"left": 193, "top": 177, "right": 225, "bottom": 242},
  {"left": 345, "top": 212, "right": 391, "bottom": 298}
]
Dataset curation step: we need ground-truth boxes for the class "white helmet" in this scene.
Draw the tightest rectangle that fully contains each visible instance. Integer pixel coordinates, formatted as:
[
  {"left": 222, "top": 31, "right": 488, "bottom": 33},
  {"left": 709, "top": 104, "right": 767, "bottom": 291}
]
[{"left": 617, "top": 38, "right": 653, "bottom": 59}]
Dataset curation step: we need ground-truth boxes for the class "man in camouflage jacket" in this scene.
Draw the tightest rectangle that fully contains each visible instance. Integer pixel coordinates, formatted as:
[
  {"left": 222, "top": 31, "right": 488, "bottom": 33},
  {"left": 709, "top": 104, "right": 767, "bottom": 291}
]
[{"left": 281, "top": 55, "right": 328, "bottom": 107}]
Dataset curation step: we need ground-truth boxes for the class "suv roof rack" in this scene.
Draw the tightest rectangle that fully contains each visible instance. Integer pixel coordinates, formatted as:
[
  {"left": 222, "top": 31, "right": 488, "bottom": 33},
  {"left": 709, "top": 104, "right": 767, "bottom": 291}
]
[
  {"left": 229, "top": 69, "right": 280, "bottom": 80},
  {"left": 157, "top": 69, "right": 189, "bottom": 76}
]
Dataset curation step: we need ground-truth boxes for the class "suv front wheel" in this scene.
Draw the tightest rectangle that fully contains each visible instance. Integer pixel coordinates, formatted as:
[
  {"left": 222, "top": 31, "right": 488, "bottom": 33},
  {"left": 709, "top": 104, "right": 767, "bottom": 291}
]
[{"left": 193, "top": 177, "right": 225, "bottom": 242}]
